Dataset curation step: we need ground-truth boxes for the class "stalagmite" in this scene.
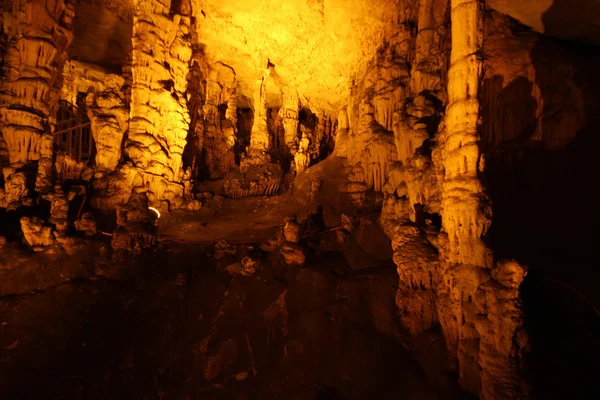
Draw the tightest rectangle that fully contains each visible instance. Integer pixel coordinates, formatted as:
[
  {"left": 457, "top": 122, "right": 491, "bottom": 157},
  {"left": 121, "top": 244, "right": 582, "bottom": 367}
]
[
  {"left": 0, "top": 0, "right": 593, "bottom": 397},
  {"left": 281, "top": 89, "right": 300, "bottom": 150},
  {"left": 246, "top": 71, "right": 270, "bottom": 163},
  {"left": 438, "top": 0, "right": 528, "bottom": 398},
  {"left": 294, "top": 132, "right": 311, "bottom": 175},
  {"left": 126, "top": 0, "right": 193, "bottom": 210},
  {"left": 223, "top": 66, "right": 282, "bottom": 198}
]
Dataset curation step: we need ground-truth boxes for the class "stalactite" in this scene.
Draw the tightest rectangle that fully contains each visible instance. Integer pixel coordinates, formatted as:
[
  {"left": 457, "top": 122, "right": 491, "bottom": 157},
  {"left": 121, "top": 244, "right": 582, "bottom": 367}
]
[{"left": 0, "top": 0, "right": 75, "bottom": 197}]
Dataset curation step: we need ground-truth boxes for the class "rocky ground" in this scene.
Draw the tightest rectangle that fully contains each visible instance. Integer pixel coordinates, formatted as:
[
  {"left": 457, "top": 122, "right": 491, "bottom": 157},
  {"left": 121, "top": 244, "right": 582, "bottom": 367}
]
[
  {"left": 0, "top": 196, "right": 597, "bottom": 399},
  {"left": 0, "top": 196, "right": 466, "bottom": 400}
]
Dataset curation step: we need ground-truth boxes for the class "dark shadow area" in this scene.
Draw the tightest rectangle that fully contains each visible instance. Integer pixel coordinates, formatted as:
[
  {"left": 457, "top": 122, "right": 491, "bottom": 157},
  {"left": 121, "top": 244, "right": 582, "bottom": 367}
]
[
  {"left": 0, "top": 239, "right": 464, "bottom": 399},
  {"left": 69, "top": 3, "right": 133, "bottom": 72},
  {"left": 542, "top": 0, "right": 600, "bottom": 47},
  {"left": 481, "top": 13, "right": 600, "bottom": 398}
]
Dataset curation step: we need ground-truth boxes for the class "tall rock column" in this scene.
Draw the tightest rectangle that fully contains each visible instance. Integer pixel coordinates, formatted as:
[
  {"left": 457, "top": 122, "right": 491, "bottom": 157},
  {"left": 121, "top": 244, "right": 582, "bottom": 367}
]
[
  {"left": 278, "top": 88, "right": 299, "bottom": 170},
  {"left": 126, "top": 0, "right": 192, "bottom": 210},
  {"left": 200, "top": 63, "right": 236, "bottom": 179},
  {"left": 246, "top": 71, "right": 270, "bottom": 164},
  {"left": 0, "top": 0, "right": 75, "bottom": 195},
  {"left": 438, "top": 0, "right": 528, "bottom": 398},
  {"left": 281, "top": 89, "right": 300, "bottom": 150}
]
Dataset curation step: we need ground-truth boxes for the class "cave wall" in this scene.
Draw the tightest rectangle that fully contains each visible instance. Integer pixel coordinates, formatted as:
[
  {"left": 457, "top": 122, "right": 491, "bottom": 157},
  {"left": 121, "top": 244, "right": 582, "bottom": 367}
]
[
  {"left": 330, "top": 1, "right": 530, "bottom": 398},
  {"left": 0, "top": 0, "right": 75, "bottom": 205},
  {"left": 0, "top": 1, "right": 598, "bottom": 397}
]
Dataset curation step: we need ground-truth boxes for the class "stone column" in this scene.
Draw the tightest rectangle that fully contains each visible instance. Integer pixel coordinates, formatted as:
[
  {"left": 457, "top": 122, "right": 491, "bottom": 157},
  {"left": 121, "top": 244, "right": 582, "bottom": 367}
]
[
  {"left": 200, "top": 63, "right": 236, "bottom": 179},
  {"left": 126, "top": 0, "right": 192, "bottom": 209},
  {"left": 86, "top": 75, "right": 129, "bottom": 172},
  {"left": 0, "top": 0, "right": 75, "bottom": 195},
  {"left": 438, "top": 0, "right": 528, "bottom": 398},
  {"left": 247, "top": 71, "right": 270, "bottom": 162},
  {"left": 281, "top": 89, "right": 300, "bottom": 150}
]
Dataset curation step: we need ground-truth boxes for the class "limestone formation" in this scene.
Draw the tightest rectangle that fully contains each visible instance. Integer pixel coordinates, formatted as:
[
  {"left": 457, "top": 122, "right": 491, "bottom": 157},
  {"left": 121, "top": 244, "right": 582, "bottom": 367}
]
[
  {"left": 85, "top": 75, "right": 129, "bottom": 172},
  {"left": 74, "top": 213, "right": 97, "bottom": 236},
  {"left": 199, "top": 63, "right": 237, "bottom": 179},
  {"left": 325, "top": 0, "right": 529, "bottom": 398},
  {"left": 111, "top": 190, "right": 156, "bottom": 253},
  {"left": 126, "top": 0, "right": 193, "bottom": 210},
  {"left": 0, "top": 0, "right": 589, "bottom": 397},
  {"left": 281, "top": 90, "right": 300, "bottom": 151},
  {"left": 0, "top": 0, "right": 75, "bottom": 194},
  {"left": 245, "top": 69, "right": 271, "bottom": 163},
  {"left": 90, "top": 163, "right": 141, "bottom": 210},
  {"left": 294, "top": 132, "right": 311, "bottom": 175},
  {"left": 280, "top": 217, "right": 306, "bottom": 265},
  {"left": 42, "top": 186, "right": 70, "bottom": 235},
  {"left": 20, "top": 217, "right": 55, "bottom": 251},
  {"left": 1, "top": 167, "right": 31, "bottom": 210},
  {"left": 55, "top": 151, "right": 86, "bottom": 182}
]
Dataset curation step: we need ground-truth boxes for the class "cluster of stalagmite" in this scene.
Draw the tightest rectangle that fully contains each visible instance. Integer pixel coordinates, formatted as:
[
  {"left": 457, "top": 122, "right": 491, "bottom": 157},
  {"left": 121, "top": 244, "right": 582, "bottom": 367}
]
[
  {"left": 321, "top": 0, "right": 529, "bottom": 398},
  {"left": 0, "top": 0, "right": 75, "bottom": 200},
  {"left": 0, "top": 0, "right": 554, "bottom": 395},
  {"left": 126, "top": 0, "right": 193, "bottom": 210}
]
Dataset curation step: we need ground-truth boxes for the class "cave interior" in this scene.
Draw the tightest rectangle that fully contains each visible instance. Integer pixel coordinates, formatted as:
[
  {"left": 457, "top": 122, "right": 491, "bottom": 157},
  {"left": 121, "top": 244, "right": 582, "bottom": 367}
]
[{"left": 0, "top": 0, "right": 599, "bottom": 399}]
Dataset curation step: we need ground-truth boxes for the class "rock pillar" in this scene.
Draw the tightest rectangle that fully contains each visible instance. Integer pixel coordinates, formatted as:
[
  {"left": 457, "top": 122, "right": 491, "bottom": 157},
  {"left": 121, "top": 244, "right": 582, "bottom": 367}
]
[
  {"left": 0, "top": 0, "right": 75, "bottom": 194},
  {"left": 438, "top": 0, "right": 528, "bottom": 398},
  {"left": 247, "top": 72, "right": 270, "bottom": 162},
  {"left": 126, "top": 0, "right": 192, "bottom": 209}
]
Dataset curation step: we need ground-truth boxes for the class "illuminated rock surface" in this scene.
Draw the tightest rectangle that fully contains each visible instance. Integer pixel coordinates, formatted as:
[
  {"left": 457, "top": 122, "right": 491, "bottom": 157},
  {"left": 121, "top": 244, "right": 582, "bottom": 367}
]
[{"left": 0, "top": 0, "right": 599, "bottom": 399}]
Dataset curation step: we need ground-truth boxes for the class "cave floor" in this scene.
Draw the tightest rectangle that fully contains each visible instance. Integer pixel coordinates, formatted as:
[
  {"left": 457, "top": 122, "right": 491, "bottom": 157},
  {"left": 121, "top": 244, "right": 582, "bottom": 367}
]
[
  {"left": 1, "top": 195, "right": 596, "bottom": 399},
  {"left": 0, "top": 196, "right": 462, "bottom": 400},
  {"left": 158, "top": 194, "right": 314, "bottom": 244},
  {"left": 0, "top": 244, "right": 445, "bottom": 400}
]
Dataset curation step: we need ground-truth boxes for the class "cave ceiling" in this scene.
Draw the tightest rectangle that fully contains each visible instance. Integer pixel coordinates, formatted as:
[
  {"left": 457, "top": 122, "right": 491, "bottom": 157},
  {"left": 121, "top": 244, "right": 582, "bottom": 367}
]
[{"left": 68, "top": 0, "right": 600, "bottom": 112}]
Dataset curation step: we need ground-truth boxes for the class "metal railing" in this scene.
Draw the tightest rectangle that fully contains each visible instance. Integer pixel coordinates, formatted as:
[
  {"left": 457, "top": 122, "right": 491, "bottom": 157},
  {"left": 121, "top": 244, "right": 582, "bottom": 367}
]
[{"left": 54, "top": 100, "right": 93, "bottom": 163}]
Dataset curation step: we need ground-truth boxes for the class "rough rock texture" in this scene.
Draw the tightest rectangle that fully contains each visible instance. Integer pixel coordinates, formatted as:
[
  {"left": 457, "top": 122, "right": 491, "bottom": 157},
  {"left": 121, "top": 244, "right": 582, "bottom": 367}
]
[
  {"left": 69, "top": 2, "right": 133, "bottom": 68},
  {"left": 74, "top": 212, "right": 97, "bottom": 236},
  {"left": 55, "top": 151, "right": 86, "bottom": 182},
  {"left": 42, "top": 186, "right": 70, "bottom": 235},
  {"left": 0, "top": 0, "right": 75, "bottom": 194},
  {"left": 197, "top": 0, "right": 405, "bottom": 113},
  {"left": 1, "top": 167, "right": 31, "bottom": 210},
  {"left": 2, "top": 0, "right": 597, "bottom": 397},
  {"left": 197, "top": 62, "right": 237, "bottom": 179},
  {"left": 90, "top": 162, "right": 141, "bottom": 210},
  {"left": 20, "top": 217, "right": 55, "bottom": 251},
  {"left": 125, "top": 0, "right": 193, "bottom": 210},
  {"left": 85, "top": 73, "right": 129, "bottom": 172},
  {"left": 111, "top": 190, "right": 156, "bottom": 253},
  {"left": 297, "top": 1, "right": 528, "bottom": 398},
  {"left": 77, "top": 64, "right": 132, "bottom": 211}
]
